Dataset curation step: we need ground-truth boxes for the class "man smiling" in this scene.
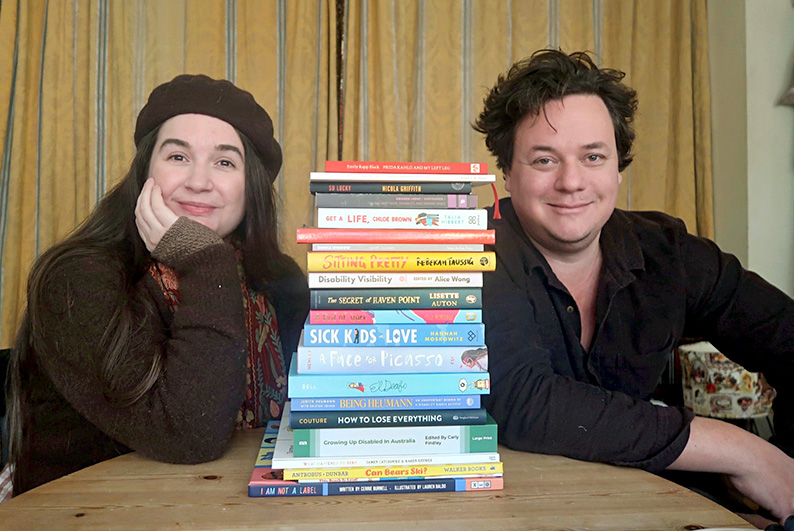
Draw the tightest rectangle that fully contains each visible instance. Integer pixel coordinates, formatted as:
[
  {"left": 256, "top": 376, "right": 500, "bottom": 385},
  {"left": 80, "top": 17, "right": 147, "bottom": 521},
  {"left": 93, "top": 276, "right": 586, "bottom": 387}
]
[{"left": 475, "top": 49, "right": 794, "bottom": 521}]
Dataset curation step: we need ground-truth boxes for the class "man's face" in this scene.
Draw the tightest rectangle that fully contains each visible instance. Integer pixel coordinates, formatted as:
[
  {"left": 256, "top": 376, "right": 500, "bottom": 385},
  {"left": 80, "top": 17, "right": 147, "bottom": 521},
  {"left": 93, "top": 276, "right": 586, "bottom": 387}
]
[{"left": 505, "top": 94, "right": 621, "bottom": 258}]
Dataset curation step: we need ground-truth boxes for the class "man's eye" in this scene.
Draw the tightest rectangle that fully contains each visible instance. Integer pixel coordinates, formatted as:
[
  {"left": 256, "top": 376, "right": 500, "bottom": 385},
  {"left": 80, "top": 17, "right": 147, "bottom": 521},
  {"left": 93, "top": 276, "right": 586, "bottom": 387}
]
[
  {"left": 535, "top": 158, "right": 552, "bottom": 165},
  {"left": 586, "top": 154, "right": 602, "bottom": 162}
]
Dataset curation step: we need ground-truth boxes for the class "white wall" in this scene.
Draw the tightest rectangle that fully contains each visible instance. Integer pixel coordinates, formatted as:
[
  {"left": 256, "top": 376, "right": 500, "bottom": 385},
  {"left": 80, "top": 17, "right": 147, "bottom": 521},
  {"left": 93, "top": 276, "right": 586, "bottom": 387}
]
[
  {"left": 745, "top": 1, "right": 794, "bottom": 295},
  {"left": 709, "top": 0, "right": 794, "bottom": 296}
]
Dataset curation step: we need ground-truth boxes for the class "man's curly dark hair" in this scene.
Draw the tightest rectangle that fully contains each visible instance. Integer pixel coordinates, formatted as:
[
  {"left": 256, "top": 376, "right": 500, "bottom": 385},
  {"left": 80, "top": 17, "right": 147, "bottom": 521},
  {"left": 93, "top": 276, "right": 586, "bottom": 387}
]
[{"left": 474, "top": 49, "right": 638, "bottom": 174}]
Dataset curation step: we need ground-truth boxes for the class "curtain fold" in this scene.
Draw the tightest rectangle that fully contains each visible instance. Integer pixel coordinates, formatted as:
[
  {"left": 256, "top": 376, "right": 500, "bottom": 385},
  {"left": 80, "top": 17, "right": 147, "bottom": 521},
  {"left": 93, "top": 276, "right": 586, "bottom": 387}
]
[{"left": 0, "top": 0, "right": 712, "bottom": 347}]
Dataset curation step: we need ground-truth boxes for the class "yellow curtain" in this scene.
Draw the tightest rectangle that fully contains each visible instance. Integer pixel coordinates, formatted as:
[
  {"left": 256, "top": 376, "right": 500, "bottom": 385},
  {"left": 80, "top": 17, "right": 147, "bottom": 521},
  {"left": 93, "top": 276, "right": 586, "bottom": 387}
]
[{"left": 0, "top": 0, "right": 711, "bottom": 347}]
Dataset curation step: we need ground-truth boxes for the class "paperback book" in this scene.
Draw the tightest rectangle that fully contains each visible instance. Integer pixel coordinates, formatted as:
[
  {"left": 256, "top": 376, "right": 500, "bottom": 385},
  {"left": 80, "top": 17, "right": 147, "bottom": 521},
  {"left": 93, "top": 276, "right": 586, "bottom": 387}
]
[
  {"left": 291, "top": 411, "right": 498, "bottom": 457},
  {"left": 283, "top": 461, "right": 502, "bottom": 481},
  {"left": 307, "top": 272, "right": 484, "bottom": 289},
  {"left": 308, "top": 309, "right": 483, "bottom": 325},
  {"left": 309, "top": 288, "right": 482, "bottom": 310},
  {"left": 324, "top": 161, "right": 488, "bottom": 174},
  {"left": 289, "top": 395, "right": 481, "bottom": 411},
  {"left": 287, "top": 354, "right": 491, "bottom": 397},
  {"left": 310, "top": 243, "right": 484, "bottom": 252},
  {"left": 311, "top": 171, "right": 496, "bottom": 184},
  {"left": 315, "top": 193, "right": 478, "bottom": 209},
  {"left": 296, "top": 228, "right": 495, "bottom": 245},
  {"left": 316, "top": 208, "right": 488, "bottom": 230},
  {"left": 289, "top": 407, "right": 488, "bottom": 429},
  {"left": 296, "top": 340, "right": 488, "bottom": 374},
  {"left": 306, "top": 251, "right": 496, "bottom": 272},
  {"left": 309, "top": 182, "right": 473, "bottom": 194},
  {"left": 302, "top": 321, "right": 485, "bottom": 347}
]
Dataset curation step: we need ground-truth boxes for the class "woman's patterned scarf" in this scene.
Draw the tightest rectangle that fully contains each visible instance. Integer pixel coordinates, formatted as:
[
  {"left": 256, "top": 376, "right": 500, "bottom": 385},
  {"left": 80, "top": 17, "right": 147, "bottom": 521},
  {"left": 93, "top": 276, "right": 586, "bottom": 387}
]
[{"left": 148, "top": 242, "right": 287, "bottom": 429}]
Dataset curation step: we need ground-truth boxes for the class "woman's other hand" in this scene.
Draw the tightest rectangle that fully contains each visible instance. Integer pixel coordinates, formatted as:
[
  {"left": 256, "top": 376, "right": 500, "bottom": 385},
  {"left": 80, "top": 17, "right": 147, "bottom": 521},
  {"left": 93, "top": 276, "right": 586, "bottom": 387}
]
[{"left": 135, "top": 178, "right": 180, "bottom": 252}]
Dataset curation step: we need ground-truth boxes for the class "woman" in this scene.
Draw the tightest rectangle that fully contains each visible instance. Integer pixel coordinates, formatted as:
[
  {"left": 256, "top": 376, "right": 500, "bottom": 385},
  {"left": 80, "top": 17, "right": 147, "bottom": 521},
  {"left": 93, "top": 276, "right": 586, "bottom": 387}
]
[{"left": 3, "top": 74, "right": 309, "bottom": 496}]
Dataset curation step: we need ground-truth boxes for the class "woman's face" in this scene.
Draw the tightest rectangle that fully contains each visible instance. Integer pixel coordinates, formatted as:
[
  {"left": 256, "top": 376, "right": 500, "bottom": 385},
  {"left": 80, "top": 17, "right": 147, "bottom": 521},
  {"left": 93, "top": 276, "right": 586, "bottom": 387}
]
[{"left": 148, "top": 113, "right": 246, "bottom": 239}]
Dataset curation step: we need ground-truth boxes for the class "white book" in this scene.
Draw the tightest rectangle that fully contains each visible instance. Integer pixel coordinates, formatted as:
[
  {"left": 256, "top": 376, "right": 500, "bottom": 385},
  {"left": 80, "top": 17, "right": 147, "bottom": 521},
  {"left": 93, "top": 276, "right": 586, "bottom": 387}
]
[
  {"left": 317, "top": 208, "right": 488, "bottom": 230},
  {"left": 307, "top": 272, "right": 484, "bottom": 288}
]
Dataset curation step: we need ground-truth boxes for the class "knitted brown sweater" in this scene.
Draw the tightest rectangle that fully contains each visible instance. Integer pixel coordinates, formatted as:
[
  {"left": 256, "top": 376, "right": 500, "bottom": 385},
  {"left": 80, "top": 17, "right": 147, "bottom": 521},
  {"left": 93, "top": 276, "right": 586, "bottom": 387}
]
[{"left": 14, "top": 218, "right": 308, "bottom": 494}]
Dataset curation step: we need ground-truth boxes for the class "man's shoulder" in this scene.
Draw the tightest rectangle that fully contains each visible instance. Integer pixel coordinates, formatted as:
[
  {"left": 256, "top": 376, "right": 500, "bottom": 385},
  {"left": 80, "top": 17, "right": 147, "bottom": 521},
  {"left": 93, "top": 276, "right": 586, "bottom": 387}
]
[{"left": 610, "top": 209, "right": 688, "bottom": 234}]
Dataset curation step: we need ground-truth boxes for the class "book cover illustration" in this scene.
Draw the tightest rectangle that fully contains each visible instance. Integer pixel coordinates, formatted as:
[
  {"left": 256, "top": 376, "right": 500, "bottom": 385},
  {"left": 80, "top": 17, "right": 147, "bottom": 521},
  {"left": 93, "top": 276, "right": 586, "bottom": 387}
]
[
  {"left": 302, "top": 321, "right": 485, "bottom": 347},
  {"left": 316, "top": 208, "right": 488, "bottom": 230}
]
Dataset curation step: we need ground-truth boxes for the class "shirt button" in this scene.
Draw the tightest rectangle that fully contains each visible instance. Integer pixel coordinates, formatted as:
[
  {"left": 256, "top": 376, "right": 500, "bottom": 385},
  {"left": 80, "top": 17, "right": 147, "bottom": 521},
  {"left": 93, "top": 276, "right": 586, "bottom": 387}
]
[{"left": 566, "top": 305, "right": 575, "bottom": 313}]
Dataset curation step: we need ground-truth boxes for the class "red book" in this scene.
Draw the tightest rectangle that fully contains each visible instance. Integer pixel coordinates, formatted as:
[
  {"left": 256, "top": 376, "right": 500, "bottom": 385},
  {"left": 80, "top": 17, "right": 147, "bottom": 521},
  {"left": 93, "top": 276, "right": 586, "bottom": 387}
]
[
  {"left": 296, "top": 228, "right": 495, "bottom": 245},
  {"left": 325, "top": 161, "right": 488, "bottom": 174}
]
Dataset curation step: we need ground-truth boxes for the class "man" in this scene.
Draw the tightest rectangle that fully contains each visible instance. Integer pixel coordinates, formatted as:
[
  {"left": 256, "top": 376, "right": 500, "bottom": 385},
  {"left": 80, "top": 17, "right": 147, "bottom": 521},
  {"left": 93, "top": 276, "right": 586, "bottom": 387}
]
[{"left": 475, "top": 49, "right": 794, "bottom": 520}]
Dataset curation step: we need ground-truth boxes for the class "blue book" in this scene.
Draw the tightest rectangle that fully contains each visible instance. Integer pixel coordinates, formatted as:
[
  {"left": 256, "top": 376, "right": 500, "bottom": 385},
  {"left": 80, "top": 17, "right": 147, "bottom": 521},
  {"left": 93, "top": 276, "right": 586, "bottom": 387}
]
[
  {"left": 302, "top": 321, "right": 485, "bottom": 347},
  {"left": 289, "top": 395, "right": 481, "bottom": 411},
  {"left": 287, "top": 353, "right": 490, "bottom": 398}
]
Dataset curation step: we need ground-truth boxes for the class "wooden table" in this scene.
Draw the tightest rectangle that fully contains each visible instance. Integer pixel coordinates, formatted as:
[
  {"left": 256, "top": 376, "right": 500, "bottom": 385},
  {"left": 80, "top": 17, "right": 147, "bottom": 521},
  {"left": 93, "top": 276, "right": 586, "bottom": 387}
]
[{"left": 0, "top": 428, "right": 754, "bottom": 530}]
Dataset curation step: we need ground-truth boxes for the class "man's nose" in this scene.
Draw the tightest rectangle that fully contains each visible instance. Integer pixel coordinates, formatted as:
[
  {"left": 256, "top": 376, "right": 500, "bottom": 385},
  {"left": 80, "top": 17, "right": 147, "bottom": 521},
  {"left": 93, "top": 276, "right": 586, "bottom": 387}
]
[{"left": 555, "top": 162, "right": 584, "bottom": 191}]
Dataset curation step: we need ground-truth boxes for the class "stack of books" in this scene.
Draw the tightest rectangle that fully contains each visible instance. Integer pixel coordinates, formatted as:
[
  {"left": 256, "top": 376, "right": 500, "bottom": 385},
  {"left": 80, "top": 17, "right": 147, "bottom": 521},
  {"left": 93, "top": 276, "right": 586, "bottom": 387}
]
[{"left": 249, "top": 161, "right": 501, "bottom": 497}]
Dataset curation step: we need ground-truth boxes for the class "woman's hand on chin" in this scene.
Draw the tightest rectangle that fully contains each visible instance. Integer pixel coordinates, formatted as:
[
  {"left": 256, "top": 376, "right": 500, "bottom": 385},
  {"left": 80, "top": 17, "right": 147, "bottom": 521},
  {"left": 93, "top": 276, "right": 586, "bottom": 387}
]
[{"left": 135, "top": 178, "right": 179, "bottom": 252}]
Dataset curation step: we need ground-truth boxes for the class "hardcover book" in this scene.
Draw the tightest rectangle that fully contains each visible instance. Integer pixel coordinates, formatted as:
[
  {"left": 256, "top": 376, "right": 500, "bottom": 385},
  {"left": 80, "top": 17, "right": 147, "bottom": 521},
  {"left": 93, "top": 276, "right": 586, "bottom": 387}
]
[
  {"left": 297, "top": 339, "right": 488, "bottom": 374},
  {"left": 308, "top": 309, "right": 483, "bottom": 325},
  {"left": 311, "top": 171, "right": 495, "bottom": 184},
  {"left": 309, "top": 287, "right": 482, "bottom": 310},
  {"left": 309, "top": 182, "right": 473, "bottom": 194},
  {"left": 289, "top": 407, "right": 488, "bottom": 429},
  {"left": 249, "top": 421, "right": 503, "bottom": 496},
  {"left": 287, "top": 353, "right": 491, "bottom": 397},
  {"left": 316, "top": 208, "right": 488, "bottom": 230},
  {"left": 306, "top": 251, "right": 496, "bottom": 272},
  {"left": 324, "top": 161, "right": 488, "bottom": 174},
  {"left": 315, "top": 193, "right": 478, "bottom": 209},
  {"left": 289, "top": 395, "right": 482, "bottom": 411},
  {"left": 302, "top": 321, "right": 485, "bottom": 347},
  {"left": 296, "top": 228, "right": 495, "bottom": 245},
  {"left": 307, "top": 272, "right": 484, "bottom": 289}
]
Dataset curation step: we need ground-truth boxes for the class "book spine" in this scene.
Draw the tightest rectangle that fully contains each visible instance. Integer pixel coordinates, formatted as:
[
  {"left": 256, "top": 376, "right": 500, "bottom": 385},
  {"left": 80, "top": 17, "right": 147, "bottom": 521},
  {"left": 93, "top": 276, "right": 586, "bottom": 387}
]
[
  {"left": 296, "top": 228, "right": 496, "bottom": 244},
  {"left": 308, "top": 309, "right": 483, "bottom": 324},
  {"left": 324, "top": 161, "right": 488, "bottom": 174},
  {"left": 316, "top": 208, "right": 488, "bottom": 230},
  {"left": 302, "top": 322, "right": 485, "bottom": 347},
  {"left": 311, "top": 171, "right": 495, "bottom": 183},
  {"left": 311, "top": 243, "right": 484, "bottom": 252},
  {"left": 249, "top": 477, "right": 503, "bottom": 497},
  {"left": 309, "top": 181, "right": 473, "bottom": 194},
  {"left": 315, "top": 193, "right": 478, "bottom": 209},
  {"left": 296, "top": 343, "right": 488, "bottom": 374},
  {"left": 291, "top": 418, "right": 498, "bottom": 457},
  {"left": 307, "top": 272, "right": 484, "bottom": 289},
  {"left": 289, "top": 408, "right": 488, "bottom": 429},
  {"left": 288, "top": 371, "right": 491, "bottom": 399},
  {"left": 306, "top": 251, "right": 496, "bottom": 272},
  {"left": 283, "top": 460, "right": 502, "bottom": 480},
  {"left": 288, "top": 395, "right": 481, "bottom": 411},
  {"left": 309, "top": 288, "right": 482, "bottom": 310}
]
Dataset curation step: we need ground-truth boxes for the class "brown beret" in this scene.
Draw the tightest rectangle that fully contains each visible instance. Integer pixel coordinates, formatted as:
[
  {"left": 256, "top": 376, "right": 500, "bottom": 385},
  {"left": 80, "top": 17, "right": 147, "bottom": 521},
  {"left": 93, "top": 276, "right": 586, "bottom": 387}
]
[{"left": 134, "top": 74, "right": 282, "bottom": 181}]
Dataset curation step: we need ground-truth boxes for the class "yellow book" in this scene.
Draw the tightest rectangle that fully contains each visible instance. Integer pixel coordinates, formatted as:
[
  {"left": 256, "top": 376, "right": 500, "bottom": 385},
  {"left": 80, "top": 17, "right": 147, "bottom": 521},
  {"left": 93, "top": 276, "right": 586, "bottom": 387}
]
[
  {"left": 306, "top": 252, "right": 496, "bottom": 272},
  {"left": 283, "top": 461, "right": 504, "bottom": 481}
]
